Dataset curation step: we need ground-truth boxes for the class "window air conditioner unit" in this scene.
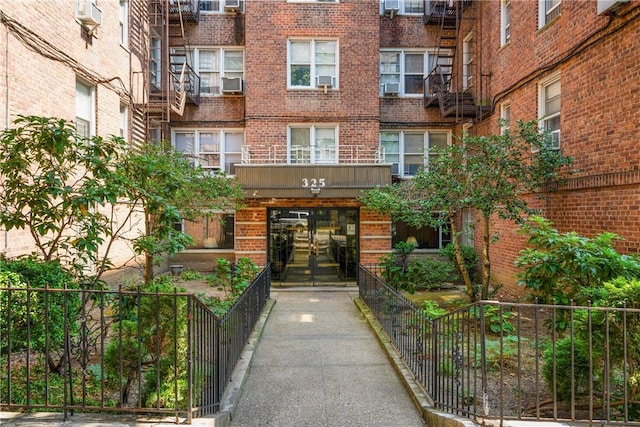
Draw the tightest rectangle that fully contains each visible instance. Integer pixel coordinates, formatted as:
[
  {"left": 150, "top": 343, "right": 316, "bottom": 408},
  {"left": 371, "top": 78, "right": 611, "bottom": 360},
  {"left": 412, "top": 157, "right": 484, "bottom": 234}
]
[
  {"left": 597, "top": 0, "right": 629, "bottom": 14},
  {"left": 222, "top": 77, "right": 243, "bottom": 93},
  {"left": 383, "top": 0, "right": 400, "bottom": 13},
  {"left": 76, "top": 0, "right": 102, "bottom": 27},
  {"left": 316, "top": 75, "right": 334, "bottom": 87},
  {"left": 224, "top": 0, "right": 242, "bottom": 12},
  {"left": 383, "top": 82, "right": 400, "bottom": 95}
]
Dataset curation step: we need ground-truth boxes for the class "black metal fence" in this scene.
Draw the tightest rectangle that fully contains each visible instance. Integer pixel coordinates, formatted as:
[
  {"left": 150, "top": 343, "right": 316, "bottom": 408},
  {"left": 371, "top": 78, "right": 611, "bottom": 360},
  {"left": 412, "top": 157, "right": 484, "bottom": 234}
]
[
  {"left": 358, "top": 265, "right": 640, "bottom": 425},
  {"left": 0, "top": 266, "right": 270, "bottom": 423}
]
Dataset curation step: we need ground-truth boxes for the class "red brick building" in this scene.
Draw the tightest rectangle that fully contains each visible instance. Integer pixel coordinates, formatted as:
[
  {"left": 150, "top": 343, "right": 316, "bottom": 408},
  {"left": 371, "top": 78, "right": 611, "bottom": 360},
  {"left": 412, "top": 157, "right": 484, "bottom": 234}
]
[
  {"left": 162, "top": 0, "right": 639, "bottom": 290},
  {"left": 3, "top": 1, "right": 637, "bottom": 290}
]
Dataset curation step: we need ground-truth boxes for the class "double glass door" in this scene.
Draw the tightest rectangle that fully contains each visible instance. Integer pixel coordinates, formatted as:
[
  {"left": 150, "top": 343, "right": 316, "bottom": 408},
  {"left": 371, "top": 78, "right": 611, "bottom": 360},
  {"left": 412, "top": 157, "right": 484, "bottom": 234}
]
[{"left": 269, "top": 208, "right": 358, "bottom": 285}]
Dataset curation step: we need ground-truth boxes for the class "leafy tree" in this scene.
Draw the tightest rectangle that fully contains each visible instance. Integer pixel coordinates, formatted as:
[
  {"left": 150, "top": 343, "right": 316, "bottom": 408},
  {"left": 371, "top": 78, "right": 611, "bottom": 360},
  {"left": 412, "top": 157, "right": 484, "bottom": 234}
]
[
  {"left": 0, "top": 116, "right": 244, "bottom": 285},
  {"left": 362, "top": 119, "right": 571, "bottom": 301},
  {"left": 515, "top": 216, "right": 640, "bottom": 305},
  {"left": 117, "top": 141, "right": 244, "bottom": 284},
  {"left": 0, "top": 116, "right": 127, "bottom": 281}
]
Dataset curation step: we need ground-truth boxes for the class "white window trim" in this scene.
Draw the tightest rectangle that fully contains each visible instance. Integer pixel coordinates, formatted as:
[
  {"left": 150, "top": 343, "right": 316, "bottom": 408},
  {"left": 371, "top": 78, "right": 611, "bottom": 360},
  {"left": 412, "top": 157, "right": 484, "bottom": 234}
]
[
  {"left": 538, "top": 72, "right": 561, "bottom": 149},
  {"left": 119, "top": 0, "right": 129, "bottom": 49},
  {"left": 463, "top": 32, "right": 474, "bottom": 90},
  {"left": 172, "top": 47, "right": 245, "bottom": 97},
  {"left": 538, "top": 0, "right": 561, "bottom": 29},
  {"left": 287, "top": 124, "right": 339, "bottom": 165},
  {"left": 379, "top": 49, "right": 436, "bottom": 97},
  {"left": 500, "top": 0, "right": 511, "bottom": 46},
  {"left": 380, "top": 130, "right": 451, "bottom": 177},
  {"left": 500, "top": 102, "right": 511, "bottom": 135},
  {"left": 199, "top": 0, "right": 245, "bottom": 14},
  {"left": 287, "top": 38, "right": 339, "bottom": 90},
  {"left": 172, "top": 128, "right": 244, "bottom": 175},
  {"left": 76, "top": 79, "right": 95, "bottom": 138},
  {"left": 119, "top": 104, "right": 128, "bottom": 140},
  {"left": 380, "top": 0, "right": 424, "bottom": 16}
]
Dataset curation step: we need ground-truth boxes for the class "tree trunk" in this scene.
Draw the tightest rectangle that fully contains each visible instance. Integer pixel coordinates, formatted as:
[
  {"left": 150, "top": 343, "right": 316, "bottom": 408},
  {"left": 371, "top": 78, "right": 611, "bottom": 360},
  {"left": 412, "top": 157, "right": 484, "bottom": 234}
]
[
  {"left": 144, "top": 252, "right": 153, "bottom": 285},
  {"left": 450, "top": 219, "right": 475, "bottom": 301},
  {"left": 481, "top": 215, "right": 491, "bottom": 300}
]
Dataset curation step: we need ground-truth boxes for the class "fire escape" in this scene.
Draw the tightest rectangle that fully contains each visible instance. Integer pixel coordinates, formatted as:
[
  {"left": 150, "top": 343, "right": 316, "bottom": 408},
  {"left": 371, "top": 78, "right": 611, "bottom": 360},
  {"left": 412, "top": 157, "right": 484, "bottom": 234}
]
[
  {"left": 143, "top": 0, "right": 201, "bottom": 139},
  {"left": 423, "top": 0, "right": 491, "bottom": 123}
]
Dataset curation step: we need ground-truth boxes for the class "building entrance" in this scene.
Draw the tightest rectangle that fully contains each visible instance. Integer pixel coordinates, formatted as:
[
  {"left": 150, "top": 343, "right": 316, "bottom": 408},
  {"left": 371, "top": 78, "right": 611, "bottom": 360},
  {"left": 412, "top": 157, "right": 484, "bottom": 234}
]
[{"left": 269, "top": 208, "right": 358, "bottom": 285}]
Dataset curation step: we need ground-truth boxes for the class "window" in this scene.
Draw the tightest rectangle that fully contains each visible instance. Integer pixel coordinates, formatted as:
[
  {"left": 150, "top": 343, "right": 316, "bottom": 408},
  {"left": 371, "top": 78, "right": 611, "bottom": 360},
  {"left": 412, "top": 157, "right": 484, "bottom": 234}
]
[
  {"left": 288, "top": 125, "right": 337, "bottom": 164},
  {"left": 539, "top": 74, "right": 560, "bottom": 149},
  {"left": 119, "top": 0, "right": 128, "bottom": 47},
  {"left": 393, "top": 220, "right": 451, "bottom": 250},
  {"left": 501, "top": 102, "right": 511, "bottom": 134},
  {"left": 288, "top": 39, "right": 338, "bottom": 89},
  {"left": 199, "top": 0, "right": 244, "bottom": 13},
  {"left": 76, "top": 79, "right": 94, "bottom": 139},
  {"left": 172, "top": 47, "right": 244, "bottom": 96},
  {"left": 380, "top": 0, "right": 424, "bottom": 15},
  {"left": 501, "top": 0, "right": 511, "bottom": 46},
  {"left": 179, "top": 213, "right": 235, "bottom": 249},
  {"left": 173, "top": 129, "right": 244, "bottom": 175},
  {"left": 539, "top": 0, "right": 561, "bottom": 28},
  {"left": 119, "top": 104, "right": 128, "bottom": 139},
  {"left": 380, "top": 130, "right": 449, "bottom": 177},
  {"left": 463, "top": 32, "right": 473, "bottom": 89},
  {"left": 380, "top": 50, "right": 437, "bottom": 96},
  {"left": 461, "top": 209, "right": 475, "bottom": 247},
  {"left": 150, "top": 36, "right": 161, "bottom": 88}
]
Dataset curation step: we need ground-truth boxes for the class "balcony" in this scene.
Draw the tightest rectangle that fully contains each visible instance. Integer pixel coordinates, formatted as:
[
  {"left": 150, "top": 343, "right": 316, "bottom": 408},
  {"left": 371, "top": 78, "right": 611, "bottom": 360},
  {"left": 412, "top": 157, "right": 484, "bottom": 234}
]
[{"left": 167, "top": 0, "right": 200, "bottom": 23}]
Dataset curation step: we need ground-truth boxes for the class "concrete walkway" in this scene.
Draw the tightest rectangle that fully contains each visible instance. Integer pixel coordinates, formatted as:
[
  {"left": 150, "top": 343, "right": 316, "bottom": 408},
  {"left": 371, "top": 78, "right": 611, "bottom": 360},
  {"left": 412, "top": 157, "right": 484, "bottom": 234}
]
[{"left": 228, "top": 288, "right": 426, "bottom": 427}]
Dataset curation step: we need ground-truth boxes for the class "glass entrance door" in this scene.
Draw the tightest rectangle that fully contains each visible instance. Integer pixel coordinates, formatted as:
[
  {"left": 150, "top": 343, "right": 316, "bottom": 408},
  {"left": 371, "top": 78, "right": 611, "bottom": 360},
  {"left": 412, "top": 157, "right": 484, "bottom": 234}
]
[{"left": 269, "top": 208, "right": 358, "bottom": 285}]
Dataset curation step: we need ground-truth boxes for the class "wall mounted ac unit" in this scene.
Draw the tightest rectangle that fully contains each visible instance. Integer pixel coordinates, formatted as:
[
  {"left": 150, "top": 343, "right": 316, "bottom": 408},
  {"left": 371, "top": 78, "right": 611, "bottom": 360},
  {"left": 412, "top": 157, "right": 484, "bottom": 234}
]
[
  {"left": 224, "top": 0, "right": 242, "bottom": 12},
  {"left": 316, "top": 75, "right": 335, "bottom": 87},
  {"left": 383, "top": 0, "right": 400, "bottom": 12},
  {"left": 222, "top": 77, "right": 243, "bottom": 94},
  {"left": 597, "top": 0, "right": 629, "bottom": 14},
  {"left": 383, "top": 82, "right": 400, "bottom": 95},
  {"left": 76, "top": 0, "right": 102, "bottom": 26}
]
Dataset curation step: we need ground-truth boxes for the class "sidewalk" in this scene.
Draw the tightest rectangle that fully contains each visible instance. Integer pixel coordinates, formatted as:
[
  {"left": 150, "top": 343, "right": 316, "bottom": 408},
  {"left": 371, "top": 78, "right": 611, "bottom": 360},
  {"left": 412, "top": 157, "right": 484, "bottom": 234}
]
[{"left": 227, "top": 288, "right": 427, "bottom": 427}]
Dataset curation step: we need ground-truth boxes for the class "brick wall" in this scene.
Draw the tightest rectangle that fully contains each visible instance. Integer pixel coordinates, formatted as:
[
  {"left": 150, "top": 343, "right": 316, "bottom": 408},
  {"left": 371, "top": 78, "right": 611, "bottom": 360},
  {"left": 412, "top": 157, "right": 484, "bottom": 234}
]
[{"left": 0, "top": 0, "right": 144, "bottom": 269}]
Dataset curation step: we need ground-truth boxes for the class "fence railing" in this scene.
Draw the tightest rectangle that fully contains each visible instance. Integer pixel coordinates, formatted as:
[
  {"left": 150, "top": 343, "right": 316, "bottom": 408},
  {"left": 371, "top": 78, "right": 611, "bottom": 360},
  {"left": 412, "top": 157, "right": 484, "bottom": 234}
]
[
  {"left": 358, "top": 265, "right": 640, "bottom": 425},
  {"left": 0, "top": 265, "right": 270, "bottom": 423}
]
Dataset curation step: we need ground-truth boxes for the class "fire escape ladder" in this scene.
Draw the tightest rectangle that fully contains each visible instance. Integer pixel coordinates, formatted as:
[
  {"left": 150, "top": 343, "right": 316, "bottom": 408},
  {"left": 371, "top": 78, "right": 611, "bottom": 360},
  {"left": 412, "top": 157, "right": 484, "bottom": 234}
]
[
  {"left": 423, "top": 1, "right": 490, "bottom": 123},
  {"left": 146, "top": 0, "right": 200, "bottom": 127}
]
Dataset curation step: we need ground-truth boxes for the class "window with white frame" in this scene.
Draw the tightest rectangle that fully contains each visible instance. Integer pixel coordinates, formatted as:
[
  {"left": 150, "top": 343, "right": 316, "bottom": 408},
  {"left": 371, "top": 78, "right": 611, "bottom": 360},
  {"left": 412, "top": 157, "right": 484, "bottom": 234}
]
[
  {"left": 119, "top": 104, "right": 128, "bottom": 139},
  {"left": 288, "top": 39, "right": 338, "bottom": 89},
  {"left": 171, "top": 47, "right": 244, "bottom": 96},
  {"left": 501, "top": 102, "right": 511, "bottom": 134},
  {"left": 539, "top": 74, "right": 560, "bottom": 149},
  {"left": 288, "top": 125, "right": 337, "bottom": 164},
  {"left": 380, "top": 0, "right": 424, "bottom": 15},
  {"left": 501, "top": 0, "right": 511, "bottom": 46},
  {"left": 463, "top": 32, "right": 474, "bottom": 89},
  {"left": 76, "top": 79, "right": 94, "bottom": 139},
  {"left": 150, "top": 36, "right": 161, "bottom": 88},
  {"left": 173, "top": 129, "right": 244, "bottom": 175},
  {"left": 393, "top": 220, "right": 451, "bottom": 250},
  {"left": 199, "top": 0, "right": 244, "bottom": 13},
  {"left": 380, "top": 50, "right": 436, "bottom": 96},
  {"left": 461, "top": 209, "right": 475, "bottom": 247},
  {"left": 380, "top": 130, "right": 449, "bottom": 177},
  {"left": 539, "top": 0, "right": 561, "bottom": 28},
  {"left": 119, "top": 0, "right": 128, "bottom": 47}
]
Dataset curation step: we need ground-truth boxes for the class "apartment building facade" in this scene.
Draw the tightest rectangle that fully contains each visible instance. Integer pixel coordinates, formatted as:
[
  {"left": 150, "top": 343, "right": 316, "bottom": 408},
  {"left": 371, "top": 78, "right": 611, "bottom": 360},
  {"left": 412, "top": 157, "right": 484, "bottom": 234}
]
[
  {"left": 161, "top": 0, "right": 459, "bottom": 285},
  {"left": 163, "top": 0, "right": 639, "bottom": 290},
  {"left": 0, "top": 0, "right": 146, "bottom": 278}
]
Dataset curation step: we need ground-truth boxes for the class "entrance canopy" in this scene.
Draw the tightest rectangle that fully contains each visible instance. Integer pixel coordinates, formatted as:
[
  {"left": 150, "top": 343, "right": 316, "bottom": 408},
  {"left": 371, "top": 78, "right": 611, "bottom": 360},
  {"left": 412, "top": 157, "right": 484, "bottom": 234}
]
[{"left": 235, "top": 164, "right": 392, "bottom": 198}]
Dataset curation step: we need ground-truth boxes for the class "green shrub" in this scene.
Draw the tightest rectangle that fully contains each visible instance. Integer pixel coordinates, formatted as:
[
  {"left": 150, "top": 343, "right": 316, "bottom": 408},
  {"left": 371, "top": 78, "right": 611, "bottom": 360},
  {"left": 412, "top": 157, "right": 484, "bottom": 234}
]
[
  {"left": 541, "top": 336, "right": 591, "bottom": 401},
  {"left": 406, "top": 257, "right": 456, "bottom": 291},
  {"left": 0, "top": 257, "right": 79, "bottom": 354},
  {"left": 439, "top": 243, "right": 479, "bottom": 283}
]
